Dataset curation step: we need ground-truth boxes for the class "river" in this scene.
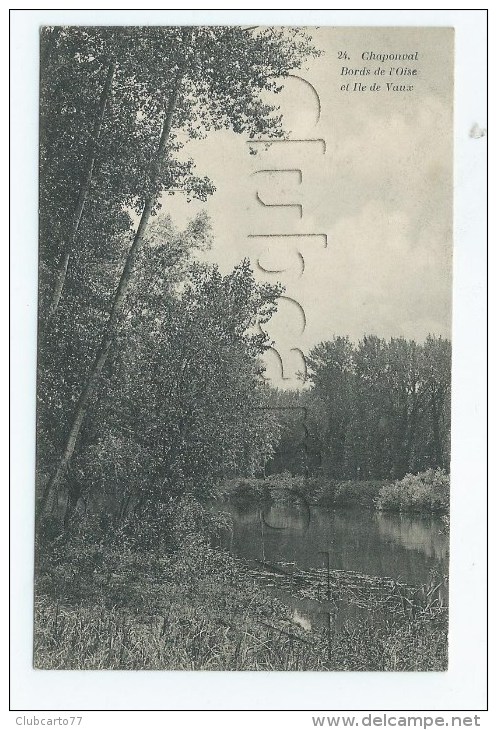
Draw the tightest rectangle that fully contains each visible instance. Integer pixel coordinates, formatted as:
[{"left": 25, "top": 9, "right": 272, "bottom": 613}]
[{"left": 215, "top": 502, "right": 449, "bottom": 630}]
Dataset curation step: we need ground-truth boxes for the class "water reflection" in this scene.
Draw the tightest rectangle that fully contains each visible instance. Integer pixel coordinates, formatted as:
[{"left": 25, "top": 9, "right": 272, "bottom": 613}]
[
  {"left": 374, "top": 512, "right": 448, "bottom": 562},
  {"left": 262, "top": 504, "right": 310, "bottom": 532},
  {"left": 216, "top": 503, "right": 449, "bottom": 587}
]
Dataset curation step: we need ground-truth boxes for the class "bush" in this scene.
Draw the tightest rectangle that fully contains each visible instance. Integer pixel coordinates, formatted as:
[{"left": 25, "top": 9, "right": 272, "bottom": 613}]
[
  {"left": 35, "top": 494, "right": 233, "bottom": 608},
  {"left": 217, "top": 472, "right": 303, "bottom": 504},
  {"left": 218, "top": 477, "right": 272, "bottom": 504},
  {"left": 217, "top": 474, "right": 389, "bottom": 509},
  {"left": 116, "top": 494, "right": 231, "bottom": 553},
  {"left": 375, "top": 469, "right": 449, "bottom": 514},
  {"left": 313, "top": 479, "right": 386, "bottom": 508}
]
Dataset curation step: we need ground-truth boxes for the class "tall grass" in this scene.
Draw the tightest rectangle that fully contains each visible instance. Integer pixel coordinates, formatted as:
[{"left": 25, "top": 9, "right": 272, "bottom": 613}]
[
  {"left": 34, "top": 590, "right": 447, "bottom": 671},
  {"left": 34, "top": 514, "right": 447, "bottom": 671}
]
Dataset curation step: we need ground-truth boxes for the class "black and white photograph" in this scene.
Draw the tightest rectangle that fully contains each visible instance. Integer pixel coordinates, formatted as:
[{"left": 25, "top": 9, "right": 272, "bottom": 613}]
[{"left": 33, "top": 23, "right": 455, "bottom": 673}]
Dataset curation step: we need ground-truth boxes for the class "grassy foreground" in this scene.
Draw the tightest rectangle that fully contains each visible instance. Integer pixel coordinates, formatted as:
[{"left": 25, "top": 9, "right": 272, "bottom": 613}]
[{"left": 34, "top": 510, "right": 447, "bottom": 671}]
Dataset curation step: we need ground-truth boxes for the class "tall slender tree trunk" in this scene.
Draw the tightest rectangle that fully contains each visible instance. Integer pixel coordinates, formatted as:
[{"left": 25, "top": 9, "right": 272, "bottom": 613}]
[
  {"left": 45, "top": 59, "right": 117, "bottom": 323},
  {"left": 37, "top": 58, "right": 187, "bottom": 526}
]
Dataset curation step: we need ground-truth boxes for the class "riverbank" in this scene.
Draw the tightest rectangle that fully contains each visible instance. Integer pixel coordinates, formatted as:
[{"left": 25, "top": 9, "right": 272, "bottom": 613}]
[
  {"left": 215, "top": 469, "right": 449, "bottom": 515},
  {"left": 215, "top": 474, "right": 386, "bottom": 509},
  {"left": 35, "top": 515, "right": 447, "bottom": 671}
]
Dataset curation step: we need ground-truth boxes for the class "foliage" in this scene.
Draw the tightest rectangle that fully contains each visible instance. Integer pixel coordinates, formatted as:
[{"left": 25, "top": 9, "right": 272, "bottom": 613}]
[
  {"left": 37, "top": 210, "right": 283, "bottom": 515},
  {"left": 40, "top": 26, "right": 320, "bottom": 278},
  {"left": 34, "top": 530, "right": 447, "bottom": 671},
  {"left": 267, "top": 335, "right": 451, "bottom": 481},
  {"left": 375, "top": 468, "right": 450, "bottom": 513},
  {"left": 35, "top": 27, "right": 449, "bottom": 673},
  {"left": 216, "top": 472, "right": 388, "bottom": 510},
  {"left": 37, "top": 25, "right": 319, "bottom": 520},
  {"left": 441, "top": 514, "right": 450, "bottom": 535},
  {"left": 217, "top": 477, "right": 272, "bottom": 505},
  {"left": 313, "top": 479, "right": 388, "bottom": 509},
  {"left": 36, "top": 496, "right": 232, "bottom": 608},
  {"left": 72, "top": 255, "right": 282, "bottom": 508}
]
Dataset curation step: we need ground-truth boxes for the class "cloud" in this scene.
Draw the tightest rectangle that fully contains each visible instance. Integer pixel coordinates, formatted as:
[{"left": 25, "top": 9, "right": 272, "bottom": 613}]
[{"left": 158, "top": 27, "right": 453, "bottom": 388}]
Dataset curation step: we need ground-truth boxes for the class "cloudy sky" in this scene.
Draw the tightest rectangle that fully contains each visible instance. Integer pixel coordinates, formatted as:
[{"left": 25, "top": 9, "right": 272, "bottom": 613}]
[{"left": 162, "top": 26, "right": 453, "bottom": 387}]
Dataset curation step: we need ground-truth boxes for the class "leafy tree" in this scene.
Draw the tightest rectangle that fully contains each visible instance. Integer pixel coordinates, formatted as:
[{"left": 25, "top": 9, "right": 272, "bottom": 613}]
[
  {"left": 67, "top": 243, "right": 282, "bottom": 517},
  {"left": 420, "top": 336, "right": 451, "bottom": 470},
  {"left": 38, "top": 25, "right": 319, "bottom": 522},
  {"left": 305, "top": 337, "right": 355, "bottom": 478},
  {"left": 268, "top": 335, "right": 451, "bottom": 481},
  {"left": 39, "top": 26, "right": 216, "bottom": 323}
]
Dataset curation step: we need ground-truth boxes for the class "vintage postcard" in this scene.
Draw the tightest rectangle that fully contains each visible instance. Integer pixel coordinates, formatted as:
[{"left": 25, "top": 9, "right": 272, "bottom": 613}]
[{"left": 34, "top": 24, "right": 453, "bottom": 673}]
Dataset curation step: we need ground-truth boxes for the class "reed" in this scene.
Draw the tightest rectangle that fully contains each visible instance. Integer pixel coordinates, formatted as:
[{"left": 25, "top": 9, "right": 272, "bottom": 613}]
[{"left": 34, "top": 537, "right": 447, "bottom": 671}]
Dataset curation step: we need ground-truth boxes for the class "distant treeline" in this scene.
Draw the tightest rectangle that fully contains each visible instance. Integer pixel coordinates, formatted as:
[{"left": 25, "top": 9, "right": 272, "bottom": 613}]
[{"left": 265, "top": 335, "right": 450, "bottom": 481}]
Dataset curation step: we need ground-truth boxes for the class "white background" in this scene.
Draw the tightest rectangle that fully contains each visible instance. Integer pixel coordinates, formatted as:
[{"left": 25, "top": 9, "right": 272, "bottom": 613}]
[{"left": 5, "top": 2, "right": 491, "bottom": 723}]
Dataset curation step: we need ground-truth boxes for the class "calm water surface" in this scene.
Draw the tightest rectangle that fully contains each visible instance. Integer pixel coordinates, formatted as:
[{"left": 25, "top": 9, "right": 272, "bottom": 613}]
[
  {"left": 217, "top": 503, "right": 448, "bottom": 584},
  {"left": 215, "top": 502, "right": 449, "bottom": 628}
]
